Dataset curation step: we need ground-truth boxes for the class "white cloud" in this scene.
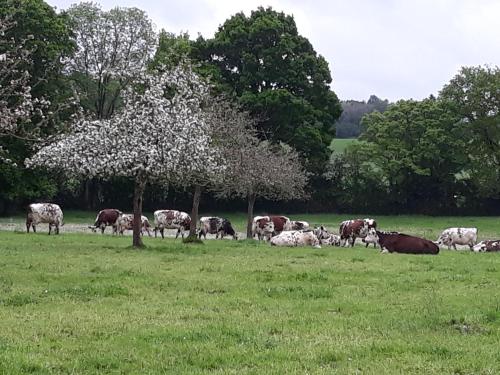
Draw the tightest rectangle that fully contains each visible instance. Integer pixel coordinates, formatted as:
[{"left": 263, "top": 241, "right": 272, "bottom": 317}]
[{"left": 47, "top": 0, "right": 500, "bottom": 101}]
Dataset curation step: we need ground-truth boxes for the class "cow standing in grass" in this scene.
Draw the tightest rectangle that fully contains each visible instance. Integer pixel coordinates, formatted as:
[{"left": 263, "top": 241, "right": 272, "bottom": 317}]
[
  {"left": 436, "top": 228, "right": 477, "bottom": 250},
  {"left": 117, "top": 214, "right": 152, "bottom": 237},
  {"left": 26, "top": 203, "right": 64, "bottom": 235},
  {"left": 339, "top": 218, "right": 376, "bottom": 247},
  {"left": 89, "top": 209, "right": 122, "bottom": 234},
  {"left": 154, "top": 210, "right": 191, "bottom": 239},
  {"left": 198, "top": 217, "right": 238, "bottom": 240},
  {"left": 252, "top": 215, "right": 292, "bottom": 241}
]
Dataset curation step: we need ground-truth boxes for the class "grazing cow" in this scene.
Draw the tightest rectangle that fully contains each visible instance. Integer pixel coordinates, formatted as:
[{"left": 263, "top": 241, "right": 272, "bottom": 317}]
[
  {"left": 472, "top": 240, "right": 500, "bottom": 252},
  {"left": 26, "top": 203, "right": 63, "bottom": 235},
  {"left": 252, "top": 215, "right": 292, "bottom": 240},
  {"left": 290, "top": 220, "right": 310, "bottom": 231},
  {"left": 198, "top": 216, "right": 238, "bottom": 240},
  {"left": 339, "top": 218, "right": 377, "bottom": 247},
  {"left": 89, "top": 209, "right": 122, "bottom": 234},
  {"left": 436, "top": 228, "right": 477, "bottom": 250},
  {"left": 117, "top": 214, "right": 152, "bottom": 237},
  {"left": 154, "top": 210, "right": 191, "bottom": 239},
  {"left": 364, "top": 229, "right": 439, "bottom": 255},
  {"left": 314, "top": 226, "right": 341, "bottom": 246},
  {"left": 270, "top": 230, "right": 321, "bottom": 248}
]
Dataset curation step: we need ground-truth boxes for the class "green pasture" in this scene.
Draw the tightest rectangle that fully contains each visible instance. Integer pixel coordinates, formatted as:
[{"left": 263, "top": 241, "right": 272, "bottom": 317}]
[
  {"left": 0, "top": 214, "right": 499, "bottom": 374},
  {"left": 330, "top": 138, "right": 358, "bottom": 154}
]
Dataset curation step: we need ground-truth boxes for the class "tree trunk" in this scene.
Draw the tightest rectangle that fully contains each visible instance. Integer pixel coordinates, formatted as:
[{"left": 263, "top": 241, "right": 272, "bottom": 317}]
[
  {"left": 189, "top": 185, "right": 202, "bottom": 237},
  {"left": 246, "top": 193, "right": 256, "bottom": 239},
  {"left": 132, "top": 177, "right": 146, "bottom": 248},
  {"left": 84, "top": 179, "right": 92, "bottom": 210}
]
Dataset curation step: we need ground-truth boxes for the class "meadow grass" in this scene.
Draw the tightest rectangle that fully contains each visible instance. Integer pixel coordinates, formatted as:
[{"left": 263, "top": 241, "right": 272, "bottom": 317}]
[
  {"left": 0, "top": 216, "right": 499, "bottom": 374},
  {"left": 330, "top": 138, "right": 358, "bottom": 154}
]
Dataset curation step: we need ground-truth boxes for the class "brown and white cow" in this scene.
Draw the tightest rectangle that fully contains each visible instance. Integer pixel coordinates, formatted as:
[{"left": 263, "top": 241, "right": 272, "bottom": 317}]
[
  {"left": 252, "top": 215, "right": 292, "bottom": 241},
  {"left": 198, "top": 216, "right": 238, "bottom": 240},
  {"left": 339, "top": 218, "right": 377, "bottom": 247},
  {"left": 270, "top": 230, "right": 321, "bottom": 248},
  {"left": 472, "top": 240, "right": 500, "bottom": 252},
  {"left": 89, "top": 209, "right": 122, "bottom": 234},
  {"left": 117, "top": 214, "right": 152, "bottom": 237},
  {"left": 154, "top": 210, "right": 191, "bottom": 239},
  {"left": 26, "top": 203, "right": 64, "bottom": 235},
  {"left": 364, "top": 229, "right": 439, "bottom": 255}
]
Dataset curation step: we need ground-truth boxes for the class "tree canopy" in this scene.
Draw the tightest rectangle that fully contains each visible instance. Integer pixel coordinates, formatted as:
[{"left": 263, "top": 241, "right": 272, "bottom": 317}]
[{"left": 193, "top": 7, "right": 341, "bottom": 174}]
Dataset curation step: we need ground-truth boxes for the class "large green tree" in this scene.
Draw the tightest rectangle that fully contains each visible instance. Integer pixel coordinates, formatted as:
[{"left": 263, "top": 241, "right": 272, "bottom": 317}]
[
  {"left": 192, "top": 7, "right": 341, "bottom": 174},
  {"left": 440, "top": 65, "right": 500, "bottom": 198},
  {"left": 0, "top": 0, "right": 74, "bottom": 212},
  {"left": 330, "top": 98, "right": 467, "bottom": 212}
]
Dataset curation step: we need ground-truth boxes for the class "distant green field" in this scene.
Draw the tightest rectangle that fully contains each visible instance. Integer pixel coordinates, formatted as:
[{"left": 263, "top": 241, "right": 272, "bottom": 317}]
[
  {"left": 330, "top": 138, "right": 357, "bottom": 154},
  {"left": 0, "top": 214, "right": 499, "bottom": 373}
]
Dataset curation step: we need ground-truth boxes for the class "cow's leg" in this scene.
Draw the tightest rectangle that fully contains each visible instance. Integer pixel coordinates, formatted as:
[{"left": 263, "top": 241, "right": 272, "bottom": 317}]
[
  {"left": 48, "top": 224, "right": 52, "bottom": 235},
  {"left": 26, "top": 223, "right": 30, "bottom": 233},
  {"left": 175, "top": 229, "right": 180, "bottom": 239},
  {"left": 453, "top": 244, "right": 457, "bottom": 250},
  {"left": 350, "top": 236, "right": 356, "bottom": 247},
  {"left": 160, "top": 228, "right": 165, "bottom": 239},
  {"left": 55, "top": 224, "right": 59, "bottom": 235},
  {"left": 32, "top": 225, "right": 36, "bottom": 233}
]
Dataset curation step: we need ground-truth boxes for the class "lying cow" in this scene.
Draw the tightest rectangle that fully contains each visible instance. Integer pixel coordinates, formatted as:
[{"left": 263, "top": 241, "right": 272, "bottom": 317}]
[
  {"left": 117, "top": 214, "right": 152, "bottom": 237},
  {"left": 252, "top": 215, "right": 291, "bottom": 241},
  {"left": 154, "top": 210, "right": 191, "bottom": 239},
  {"left": 26, "top": 203, "right": 64, "bottom": 235},
  {"left": 365, "top": 228, "right": 439, "bottom": 255},
  {"left": 339, "top": 218, "right": 376, "bottom": 247},
  {"left": 89, "top": 209, "right": 122, "bottom": 234},
  {"left": 436, "top": 227, "right": 477, "bottom": 250},
  {"left": 270, "top": 230, "right": 321, "bottom": 248},
  {"left": 290, "top": 220, "right": 309, "bottom": 231},
  {"left": 198, "top": 216, "right": 238, "bottom": 240},
  {"left": 472, "top": 240, "right": 500, "bottom": 252},
  {"left": 314, "top": 226, "right": 341, "bottom": 246}
]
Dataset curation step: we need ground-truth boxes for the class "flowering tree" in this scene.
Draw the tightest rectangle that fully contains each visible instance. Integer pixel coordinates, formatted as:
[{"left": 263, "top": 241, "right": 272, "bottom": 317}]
[
  {"left": 217, "top": 132, "right": 309, "bottom": 238},
  {"left": 27, "top": 63, "right": 222, "bottom": 247},
  {"left": 65, "top": 2, "right": 156, "bottom": 120}
]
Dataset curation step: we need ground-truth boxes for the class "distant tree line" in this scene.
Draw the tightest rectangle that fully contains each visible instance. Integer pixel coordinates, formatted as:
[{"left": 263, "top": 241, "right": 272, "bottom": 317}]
[
  {"left": 335, "top": 95, "right": 389, "bottom": 138},
  {"left": 2, "top": 0, "right": 500, "bottom": 217}
]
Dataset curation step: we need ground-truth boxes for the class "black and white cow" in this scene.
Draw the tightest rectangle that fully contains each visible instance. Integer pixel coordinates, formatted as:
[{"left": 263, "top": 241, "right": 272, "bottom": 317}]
[
  {"left": 198, "top": 216, "right": 238, "bottom": 240},
  {"left": 26, "top": 203, "right": 64, "bottom": 235},
  {"left": 313, "top": 226, "right": 341, "bottom": 246}
]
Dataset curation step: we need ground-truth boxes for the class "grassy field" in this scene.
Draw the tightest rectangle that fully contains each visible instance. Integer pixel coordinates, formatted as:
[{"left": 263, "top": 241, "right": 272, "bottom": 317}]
[
  {"left": 0, "top": 214, "right": 499, "bottom": 373},
  {"left": 330, "top": 138, "right": 358, "bottom": 154}
]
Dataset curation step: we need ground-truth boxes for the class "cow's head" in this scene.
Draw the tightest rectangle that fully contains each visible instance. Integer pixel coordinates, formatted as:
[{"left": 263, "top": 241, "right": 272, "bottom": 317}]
[
  {"left": 436, "top": 233, "right": 452, "bottom": 246},
  {"left": 364, "top": 228, "right": 379, "bottom": 244},
  {"left": 313, "top": 226, "right": 327, "bottom": 240}
]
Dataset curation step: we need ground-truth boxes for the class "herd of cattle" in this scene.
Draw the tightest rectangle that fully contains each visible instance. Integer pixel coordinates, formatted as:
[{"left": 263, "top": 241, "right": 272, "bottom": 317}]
[{"left": 23, "top": 203, "right": 500, "bottom": 254}]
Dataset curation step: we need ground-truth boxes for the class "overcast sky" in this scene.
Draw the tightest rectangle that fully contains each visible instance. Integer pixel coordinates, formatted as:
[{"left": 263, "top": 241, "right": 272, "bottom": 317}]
[{"left": 46, "top": 0, "right": 500, "bottom": 102}]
